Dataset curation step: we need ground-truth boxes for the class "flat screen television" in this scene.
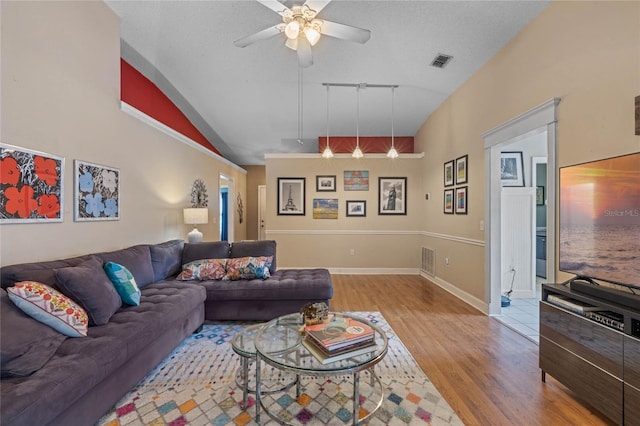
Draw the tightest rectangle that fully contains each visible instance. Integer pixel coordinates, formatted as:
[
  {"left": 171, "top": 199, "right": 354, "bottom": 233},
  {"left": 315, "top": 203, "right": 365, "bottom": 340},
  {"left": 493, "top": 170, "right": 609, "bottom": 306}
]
[{"left": 559, "top": 151, "right": 640, "bottom": 291}]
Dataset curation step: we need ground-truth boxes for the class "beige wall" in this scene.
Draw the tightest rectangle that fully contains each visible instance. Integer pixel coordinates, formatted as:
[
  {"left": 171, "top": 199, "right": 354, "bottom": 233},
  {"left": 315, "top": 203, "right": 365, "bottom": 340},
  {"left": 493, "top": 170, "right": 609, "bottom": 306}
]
[
  {"left": 0, "top": 1, "right": 246, "bottom": 266},
  {"left": 265, "top": 155, "right": 425, "bottom": 270},
  {"left": 415, "top": 1, "right": 639, "bottom": 301}
]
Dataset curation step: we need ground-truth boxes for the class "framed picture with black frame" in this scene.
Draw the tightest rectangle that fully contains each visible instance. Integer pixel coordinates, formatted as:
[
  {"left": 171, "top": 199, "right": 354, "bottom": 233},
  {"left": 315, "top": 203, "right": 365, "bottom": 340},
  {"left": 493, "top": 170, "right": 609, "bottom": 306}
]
[
  {"left": 378, "top": 177, "right": 406, "bottom": 215},
  {"left": 346, "top": 200, "right": 366, "bottom": 217},
  {"left": 455, "top": 186, "right": 468, "bottom": 215},
  {"left": 500, "top": 151, "right": 525, "bottom": 187},
  {"left": 316, "top": 175, "right": 336, "bottom": 192},
  {"left": 444, "top": 160, "right": 454, "bottom": 187},
  {"left": 277, "top": 177, "right": 305, "bottom": 215},
  {"left": 444, "top": 189, "right": 454, "bottom": 214},
  {"left": 455, "top": 155, "right": 468, "bottom": 185}
]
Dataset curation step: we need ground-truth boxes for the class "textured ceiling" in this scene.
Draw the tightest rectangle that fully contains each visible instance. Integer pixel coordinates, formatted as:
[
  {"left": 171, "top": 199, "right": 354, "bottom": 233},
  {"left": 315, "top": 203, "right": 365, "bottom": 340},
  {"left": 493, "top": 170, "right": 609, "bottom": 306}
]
[{"left": 106, "top": 0, "right": 550, "bottom": 166}]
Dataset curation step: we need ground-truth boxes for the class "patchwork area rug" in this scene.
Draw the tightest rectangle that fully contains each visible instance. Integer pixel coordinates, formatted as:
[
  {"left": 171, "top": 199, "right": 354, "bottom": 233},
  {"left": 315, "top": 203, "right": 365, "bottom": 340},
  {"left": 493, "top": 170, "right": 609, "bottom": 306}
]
[{"left": 97, "top": 312, "right": 463, "bottom": 425}]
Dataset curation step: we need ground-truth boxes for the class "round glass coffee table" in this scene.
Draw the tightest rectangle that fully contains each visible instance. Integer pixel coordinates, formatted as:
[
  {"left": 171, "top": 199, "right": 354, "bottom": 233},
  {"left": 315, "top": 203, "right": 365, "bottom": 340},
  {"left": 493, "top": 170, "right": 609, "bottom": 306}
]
[{"left": 254, "top": 312, "right": 388, "bottom": 425}]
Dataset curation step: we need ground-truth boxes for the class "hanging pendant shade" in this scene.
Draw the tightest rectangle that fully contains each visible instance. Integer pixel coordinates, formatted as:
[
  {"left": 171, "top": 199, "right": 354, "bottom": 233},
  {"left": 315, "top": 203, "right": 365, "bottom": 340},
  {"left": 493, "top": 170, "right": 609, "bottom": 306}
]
[
  {"left": 322, "top": 85, "right": 334, "bottom": 158},
  {"left": 353, "top": 86, "right": 364, "bottom": 158},
  {"left": 387, "top": 86, "right": 399, "bottom": 158}
]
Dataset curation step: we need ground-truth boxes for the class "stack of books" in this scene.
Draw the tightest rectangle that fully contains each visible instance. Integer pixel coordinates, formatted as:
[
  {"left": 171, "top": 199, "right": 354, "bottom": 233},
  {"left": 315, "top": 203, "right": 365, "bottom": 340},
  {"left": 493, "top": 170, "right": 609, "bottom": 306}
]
[{"left": 302, "top": 317, "right": 376, "bottom": 364}]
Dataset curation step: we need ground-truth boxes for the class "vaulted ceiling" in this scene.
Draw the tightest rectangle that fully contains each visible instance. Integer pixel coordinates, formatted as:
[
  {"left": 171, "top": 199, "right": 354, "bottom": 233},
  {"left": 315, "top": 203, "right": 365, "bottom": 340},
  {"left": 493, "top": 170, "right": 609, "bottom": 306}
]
[{"left": 106, "top": 0, "right": 550, "bottom": 166}]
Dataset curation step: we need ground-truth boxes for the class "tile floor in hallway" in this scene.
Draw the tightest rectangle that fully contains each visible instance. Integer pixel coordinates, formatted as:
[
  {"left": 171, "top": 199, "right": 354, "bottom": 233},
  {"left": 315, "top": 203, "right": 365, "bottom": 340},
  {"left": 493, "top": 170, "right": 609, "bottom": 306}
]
[{"left": 494, "top": 277, "right": 544, "bottom": 344}]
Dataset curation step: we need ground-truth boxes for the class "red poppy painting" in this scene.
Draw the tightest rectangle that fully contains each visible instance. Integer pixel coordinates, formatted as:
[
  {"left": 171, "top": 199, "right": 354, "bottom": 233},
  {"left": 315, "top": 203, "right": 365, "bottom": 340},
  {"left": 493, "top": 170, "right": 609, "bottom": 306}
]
[{"left": 0, "top": 144, "right": 64, "bottom": 223}]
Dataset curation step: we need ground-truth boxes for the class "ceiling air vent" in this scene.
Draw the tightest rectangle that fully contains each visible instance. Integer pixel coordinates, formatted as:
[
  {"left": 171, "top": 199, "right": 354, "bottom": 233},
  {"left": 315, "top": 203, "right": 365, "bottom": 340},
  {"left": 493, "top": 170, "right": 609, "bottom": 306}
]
[{"left": 430, "top": 53, "right": 453, "bottom": 69}]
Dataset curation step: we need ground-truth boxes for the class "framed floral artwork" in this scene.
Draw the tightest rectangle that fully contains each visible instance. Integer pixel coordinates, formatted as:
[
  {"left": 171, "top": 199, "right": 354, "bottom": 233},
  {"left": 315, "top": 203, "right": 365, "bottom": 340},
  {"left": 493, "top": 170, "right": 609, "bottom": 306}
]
[
  {"left": 378, "top": 177, "right": 406, "bottom": 215},
  {"left": 0, "top": 143, "right": 64, "bottom": 223},
  {"left": 74, "top": 160, "right": 120, "bottom": 221}
]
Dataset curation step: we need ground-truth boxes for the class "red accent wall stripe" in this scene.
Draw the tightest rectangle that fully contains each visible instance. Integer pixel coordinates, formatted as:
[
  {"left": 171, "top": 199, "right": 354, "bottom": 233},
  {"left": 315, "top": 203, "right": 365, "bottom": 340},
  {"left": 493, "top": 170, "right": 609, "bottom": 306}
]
[
  {"left": 120, "top": 59, "right": 221, "bottom": 156},
  {"left": 318, "top": 136, "right": 414, "bottom": 154}
]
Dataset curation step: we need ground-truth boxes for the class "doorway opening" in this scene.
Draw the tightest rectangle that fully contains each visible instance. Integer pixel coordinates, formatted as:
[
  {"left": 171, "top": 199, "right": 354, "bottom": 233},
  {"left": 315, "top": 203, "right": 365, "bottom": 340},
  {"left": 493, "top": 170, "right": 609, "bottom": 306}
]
[
  {"left": 482, "top": 98, "right": 560, "bottom": 338},
  {"left": 219, "top": 174, "right": 234, "bottom": 242}
]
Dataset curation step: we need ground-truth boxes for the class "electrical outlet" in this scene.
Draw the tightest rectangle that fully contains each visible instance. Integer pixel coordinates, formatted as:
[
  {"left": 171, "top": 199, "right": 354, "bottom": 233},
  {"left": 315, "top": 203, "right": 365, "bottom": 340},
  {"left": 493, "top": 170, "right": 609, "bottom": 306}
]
[
  {"left": 445, "top": 257, "right": 449, "bottom": 265},
  {"left": 349, "top": 249, "right": 355, "bottom": 256},
  {"left": 479, "top": 220, "right": 484, "bottom": 231}
]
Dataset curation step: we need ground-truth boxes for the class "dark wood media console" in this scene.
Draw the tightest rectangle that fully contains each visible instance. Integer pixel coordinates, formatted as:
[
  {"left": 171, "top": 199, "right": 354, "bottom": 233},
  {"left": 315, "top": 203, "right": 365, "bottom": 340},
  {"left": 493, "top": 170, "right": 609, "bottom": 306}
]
[{"left": 540, "top": 283, "right": 640, "bottom": 425}]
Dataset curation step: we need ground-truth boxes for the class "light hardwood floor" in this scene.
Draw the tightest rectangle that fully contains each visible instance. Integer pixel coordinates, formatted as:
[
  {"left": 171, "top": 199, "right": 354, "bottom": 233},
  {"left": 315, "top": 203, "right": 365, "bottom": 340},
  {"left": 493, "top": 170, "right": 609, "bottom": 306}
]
[{"left": 330, "top": 274, "right": 614, "bottom": 426}]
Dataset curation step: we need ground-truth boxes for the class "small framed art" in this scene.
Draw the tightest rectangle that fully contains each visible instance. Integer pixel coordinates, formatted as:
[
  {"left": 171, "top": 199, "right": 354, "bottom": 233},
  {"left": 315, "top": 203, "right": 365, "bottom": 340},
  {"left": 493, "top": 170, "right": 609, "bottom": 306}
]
[
  {"left": 313, "top": 198, "right": 338, "bottom": 219},
  {"left": 501, "top": 151, "right": 525, "bottom": 187},
  {"left": 536, "top": 186, "right": 545, "bottom": 206},
  {"left": 455, "top": 186, "right": 468, "bottom": 214},
  {"left": 346, "top": 200, "right": 366, "bottom": 217},
  {"left": 344, "top": 170, "right": 369, "bottom": 191},
  {"left": 444, "top": 189, "right": 454, "bottom": 214},
  {"left": 74, "top": 160, "right": 120, "bottom": 221},
  {"left": 379, "top": 177, "right": 406, "bottom": 215},
  {"left": 444, "top": 160, "right": 454, "bottom": 187},
  {"left": 277, "top": 177, "right": 305, "bottom": 215},
  {"left": 0, "top": 143, "right": 64, "bottom": 223},
  {"left": 455, "top": 155, "right": 468, "bottom": 185},
  {"left": 316, "top": 175, "right": 336, "bottom": 192}
]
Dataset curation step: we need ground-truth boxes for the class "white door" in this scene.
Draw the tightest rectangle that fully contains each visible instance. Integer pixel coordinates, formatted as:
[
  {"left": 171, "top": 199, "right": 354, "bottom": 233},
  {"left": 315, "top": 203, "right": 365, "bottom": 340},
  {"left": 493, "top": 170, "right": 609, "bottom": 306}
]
[{"left": 258, "top": 185, "right": 266, "bottom": 240}]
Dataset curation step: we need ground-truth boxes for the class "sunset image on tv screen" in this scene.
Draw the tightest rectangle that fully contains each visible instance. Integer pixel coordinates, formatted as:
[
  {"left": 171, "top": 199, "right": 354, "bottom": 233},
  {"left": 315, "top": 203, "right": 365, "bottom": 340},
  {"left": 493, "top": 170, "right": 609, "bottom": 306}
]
[{"left": 559, "top": 152, "right": 640, "bottom": 287}]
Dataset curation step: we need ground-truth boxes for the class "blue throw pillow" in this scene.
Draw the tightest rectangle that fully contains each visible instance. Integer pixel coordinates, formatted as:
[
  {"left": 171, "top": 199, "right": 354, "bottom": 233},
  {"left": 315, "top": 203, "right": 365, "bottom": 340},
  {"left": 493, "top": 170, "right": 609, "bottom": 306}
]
[{"left": 104, "top": 262, "right": 141, "bottom": 306}]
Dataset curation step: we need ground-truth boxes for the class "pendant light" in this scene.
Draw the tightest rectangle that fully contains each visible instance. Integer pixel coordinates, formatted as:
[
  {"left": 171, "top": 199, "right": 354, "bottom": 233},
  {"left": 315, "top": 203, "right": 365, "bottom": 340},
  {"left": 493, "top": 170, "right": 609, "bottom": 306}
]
[
  {"left": 352, "top": 86, "right": 364, "bottom": 158},
  {"left": 322, "top": 85, "right": 334, "bottom": 158},
  {"left": 387, "top": 86, "right": 399, "bottom": 158}
]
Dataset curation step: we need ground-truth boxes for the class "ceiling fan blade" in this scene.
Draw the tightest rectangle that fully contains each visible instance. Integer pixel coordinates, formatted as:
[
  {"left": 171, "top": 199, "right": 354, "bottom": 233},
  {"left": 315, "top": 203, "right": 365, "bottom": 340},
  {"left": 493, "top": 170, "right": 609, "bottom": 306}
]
[
  {"left": 234, "top": 25, "right": 283, "bottom": 48},
  {"left": 296, "top": 36, "right": 313, "bottom": 67},
  {"left": 320, "top": 20, "right": 371, "bottom": 44},
  {"left": 302, "top": 0, "right": 331, "bottom": 15},
  {"left": 256, "top": 0, "right": 290, "bottom": 16}
]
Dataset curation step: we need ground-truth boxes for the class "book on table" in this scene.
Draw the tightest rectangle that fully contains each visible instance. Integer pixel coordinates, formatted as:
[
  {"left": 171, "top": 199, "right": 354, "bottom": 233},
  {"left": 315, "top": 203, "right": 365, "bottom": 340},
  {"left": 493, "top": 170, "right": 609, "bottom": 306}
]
[
  {"left": 302, "top": 336, "right": 377, "bottom": 365},
  {"left": 304, "top": 317, "right": 374, "bottom": 352}
]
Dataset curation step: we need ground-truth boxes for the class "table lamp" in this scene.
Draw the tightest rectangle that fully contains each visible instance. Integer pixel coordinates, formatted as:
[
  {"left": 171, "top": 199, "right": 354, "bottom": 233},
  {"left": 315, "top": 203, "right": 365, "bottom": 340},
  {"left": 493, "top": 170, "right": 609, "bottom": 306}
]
[{"left": 183, "top": 208, "right": 208, "bottom": 243}]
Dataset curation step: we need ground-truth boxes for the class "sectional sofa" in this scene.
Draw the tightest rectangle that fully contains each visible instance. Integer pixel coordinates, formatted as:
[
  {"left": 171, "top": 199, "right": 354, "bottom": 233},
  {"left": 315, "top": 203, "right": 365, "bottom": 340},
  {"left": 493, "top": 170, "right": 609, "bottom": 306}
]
[{"left": 0, "top": 239, "right": 333, "bottom": 426}]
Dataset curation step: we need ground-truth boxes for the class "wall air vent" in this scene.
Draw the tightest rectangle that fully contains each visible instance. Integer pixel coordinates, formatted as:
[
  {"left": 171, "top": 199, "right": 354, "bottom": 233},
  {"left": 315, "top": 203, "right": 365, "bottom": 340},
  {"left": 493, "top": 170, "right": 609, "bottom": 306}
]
[
  {"left": 421, "top": 247, "right": 436, "bottom": 277},
  {"left": 430, "top": 54, "right": 453, "bottom": 69}
]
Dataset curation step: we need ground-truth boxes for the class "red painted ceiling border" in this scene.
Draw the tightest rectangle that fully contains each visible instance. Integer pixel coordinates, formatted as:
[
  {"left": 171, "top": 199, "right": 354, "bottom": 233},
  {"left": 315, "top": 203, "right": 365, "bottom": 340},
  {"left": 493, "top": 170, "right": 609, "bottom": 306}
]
[{"left": 120, "top": 59, "right": 221, "bottom": 156}]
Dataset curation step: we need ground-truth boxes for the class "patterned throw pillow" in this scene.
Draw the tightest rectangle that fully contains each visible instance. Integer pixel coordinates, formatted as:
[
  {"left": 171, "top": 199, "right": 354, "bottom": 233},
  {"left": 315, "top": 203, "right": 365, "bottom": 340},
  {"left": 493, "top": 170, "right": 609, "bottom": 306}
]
[
  {"left": 177, "top": 259, "right": 227, "bottom": 281},
  {"left": 6, "top": 281, "right": 89, "bottom": 337},
  {"left": 104, "top": 261, "right": 141, "bottom": 306},
  {"left": 224, "top": 256, "right": 272, "bottom": 280}
]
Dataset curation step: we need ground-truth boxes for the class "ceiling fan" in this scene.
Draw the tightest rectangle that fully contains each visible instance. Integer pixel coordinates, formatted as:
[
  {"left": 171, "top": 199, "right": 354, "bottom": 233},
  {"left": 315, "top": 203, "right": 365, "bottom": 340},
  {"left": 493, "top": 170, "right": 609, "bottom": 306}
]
[{"left": 234, "top": 0, "right": 371, "bottom": 67}]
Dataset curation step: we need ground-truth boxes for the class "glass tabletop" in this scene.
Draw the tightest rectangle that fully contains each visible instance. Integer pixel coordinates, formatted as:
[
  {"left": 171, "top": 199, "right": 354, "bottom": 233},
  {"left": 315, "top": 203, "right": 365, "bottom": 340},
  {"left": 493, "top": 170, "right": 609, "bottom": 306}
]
[
  {"left": 231, "top": 323, "right": 265, "bottom": 357},
  {"left": 254, "top": 312, "right": 388, "bottom": 374}
]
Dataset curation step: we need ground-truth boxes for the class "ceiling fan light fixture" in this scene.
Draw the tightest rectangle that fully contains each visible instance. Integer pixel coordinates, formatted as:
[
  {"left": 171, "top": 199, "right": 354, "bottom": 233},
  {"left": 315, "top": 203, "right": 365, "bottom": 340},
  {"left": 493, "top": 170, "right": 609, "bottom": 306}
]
[
  {"left": 285, "top": 21, "right": 300, "bottom": 39},
  {"left": 304, "top": 26, "right": 321, "bottom": 46}
]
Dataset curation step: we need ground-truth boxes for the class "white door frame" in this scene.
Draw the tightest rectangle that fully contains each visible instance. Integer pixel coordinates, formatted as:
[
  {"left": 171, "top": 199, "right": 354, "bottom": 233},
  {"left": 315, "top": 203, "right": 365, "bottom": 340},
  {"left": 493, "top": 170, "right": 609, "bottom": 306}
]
[
  {"left": 258, "top": 185, "right": 266, "bottom": 240},
  {"left": 482, "top": 98, "right": 560, "bottom": 316}
]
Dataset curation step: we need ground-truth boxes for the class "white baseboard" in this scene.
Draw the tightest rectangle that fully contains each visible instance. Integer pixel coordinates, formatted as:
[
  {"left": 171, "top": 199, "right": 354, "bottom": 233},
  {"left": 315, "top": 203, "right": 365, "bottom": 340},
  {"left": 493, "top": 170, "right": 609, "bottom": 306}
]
[
  {"left": 279, "top": 267, "right": 420, "bottom": 275},
  {"left": 420, "top": 272, "right": 489, "bottom": 315}
]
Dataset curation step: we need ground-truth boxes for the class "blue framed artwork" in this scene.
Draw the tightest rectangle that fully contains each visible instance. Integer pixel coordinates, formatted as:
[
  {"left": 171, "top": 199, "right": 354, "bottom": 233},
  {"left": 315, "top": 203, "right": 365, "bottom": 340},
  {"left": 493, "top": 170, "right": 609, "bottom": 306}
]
[{"left": 344, "top": 170, "right": 369, "bottom": 191}]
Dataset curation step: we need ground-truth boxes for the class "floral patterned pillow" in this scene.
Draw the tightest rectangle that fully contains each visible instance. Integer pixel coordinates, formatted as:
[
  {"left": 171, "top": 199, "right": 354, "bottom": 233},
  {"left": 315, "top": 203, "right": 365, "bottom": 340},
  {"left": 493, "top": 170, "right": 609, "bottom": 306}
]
[
  {"left": 6, "top": 281, "right": 89, "bottom": 337},
  {"left": 224, "top": 256, "right": 272, "bottom": 281},
  {"left": 177, "top": 259, "right": 227, "bottom": 281}
]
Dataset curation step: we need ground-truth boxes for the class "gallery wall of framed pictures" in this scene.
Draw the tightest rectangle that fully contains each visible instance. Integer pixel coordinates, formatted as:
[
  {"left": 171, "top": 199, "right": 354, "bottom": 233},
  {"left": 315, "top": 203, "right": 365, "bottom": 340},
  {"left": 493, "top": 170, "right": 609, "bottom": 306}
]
[
  {"left": 443, "top": 154, "right": 468, "bottom": 215},
  {"left": 277, "top": 171, "right": 408, "bottom": 219}
]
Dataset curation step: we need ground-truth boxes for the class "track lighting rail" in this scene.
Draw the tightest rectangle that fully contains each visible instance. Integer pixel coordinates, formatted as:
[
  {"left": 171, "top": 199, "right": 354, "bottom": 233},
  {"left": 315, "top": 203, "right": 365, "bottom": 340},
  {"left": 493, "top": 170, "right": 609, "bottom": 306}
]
[{"left": 322, "top": 83, "right": 399, "bottom": 89}]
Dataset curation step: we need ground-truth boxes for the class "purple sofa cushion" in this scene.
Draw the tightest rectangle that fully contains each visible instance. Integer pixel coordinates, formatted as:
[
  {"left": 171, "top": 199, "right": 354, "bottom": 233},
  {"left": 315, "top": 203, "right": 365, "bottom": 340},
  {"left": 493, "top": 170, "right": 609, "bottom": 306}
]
[
  {"left": 54, "top": 256, "right": 122, "bottom": 326},
  {"left": 0, "top": 290, "right": 67, "bottom": 378},
  {"left": 149, "top": 240, "right": 185, "bottom": 281},
  {"left": 182, "top": 241, "right": 230, "bottom": 265},
  {"left": 230, "top": 240, "right": 277, "bottom": 273},
  {"left": 94, "top": 245, "right": 155, "bottom": 287}
]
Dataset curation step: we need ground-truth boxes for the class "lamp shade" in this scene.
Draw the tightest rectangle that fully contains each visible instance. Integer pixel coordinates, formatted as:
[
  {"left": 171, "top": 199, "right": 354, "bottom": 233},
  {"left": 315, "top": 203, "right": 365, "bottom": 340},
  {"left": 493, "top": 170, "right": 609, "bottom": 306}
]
[{"left": 183, "top": 208, "right": 208, "bottom": 225}]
